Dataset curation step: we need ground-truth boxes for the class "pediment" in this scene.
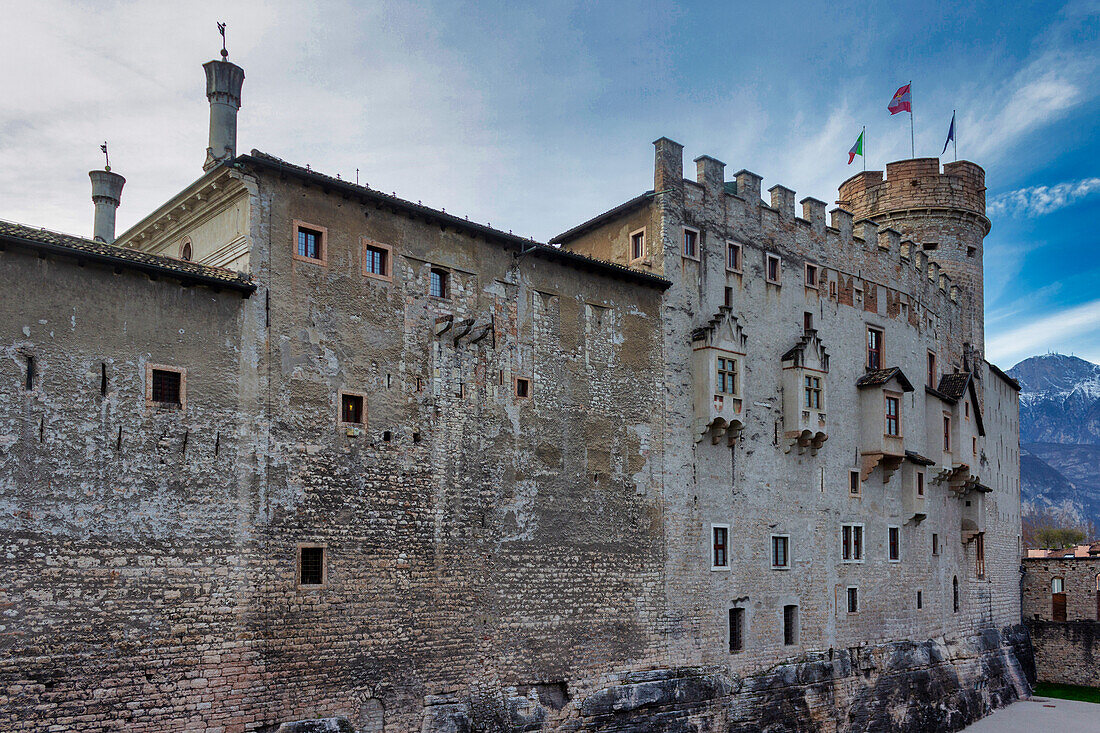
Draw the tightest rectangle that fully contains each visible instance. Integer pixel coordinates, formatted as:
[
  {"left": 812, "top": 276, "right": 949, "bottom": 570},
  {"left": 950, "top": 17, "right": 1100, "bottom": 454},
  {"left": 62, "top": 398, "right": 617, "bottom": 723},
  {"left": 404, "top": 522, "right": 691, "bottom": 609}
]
[{"left": 691, "top": 306, "right": 747, "bottom": 352}]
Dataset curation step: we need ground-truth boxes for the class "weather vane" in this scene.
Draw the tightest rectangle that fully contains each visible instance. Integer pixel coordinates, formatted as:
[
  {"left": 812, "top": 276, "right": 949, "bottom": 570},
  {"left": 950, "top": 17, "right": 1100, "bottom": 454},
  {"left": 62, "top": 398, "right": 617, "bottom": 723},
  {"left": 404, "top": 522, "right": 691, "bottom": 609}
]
[
  {"left": 218, "top": 22, "right": 228, "bottom": 60},
  {"left": 100, "top": 142, "right": 110, "bottom": 171}
]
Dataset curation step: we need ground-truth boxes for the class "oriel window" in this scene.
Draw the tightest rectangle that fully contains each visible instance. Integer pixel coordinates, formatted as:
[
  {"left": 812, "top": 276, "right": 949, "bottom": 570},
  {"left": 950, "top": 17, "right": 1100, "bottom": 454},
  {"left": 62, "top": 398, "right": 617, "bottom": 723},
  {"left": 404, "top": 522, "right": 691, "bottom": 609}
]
[
  {"left": 885, "top": 395, "right": 900, "bottom": 436},
  {"left": 717, "top": 357, "right": 739, "bottom": 395},
  {"left": 804, "top": 375, "right": 823, "bottom": 409}
]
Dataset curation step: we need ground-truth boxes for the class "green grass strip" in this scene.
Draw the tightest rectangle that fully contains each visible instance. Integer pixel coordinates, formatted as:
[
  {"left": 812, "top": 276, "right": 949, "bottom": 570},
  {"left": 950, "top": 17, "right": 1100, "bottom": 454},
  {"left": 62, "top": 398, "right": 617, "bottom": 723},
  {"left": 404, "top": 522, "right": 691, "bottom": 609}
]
[{"left": 1034, "top": 682, "right": 1100, "bottom": 704}]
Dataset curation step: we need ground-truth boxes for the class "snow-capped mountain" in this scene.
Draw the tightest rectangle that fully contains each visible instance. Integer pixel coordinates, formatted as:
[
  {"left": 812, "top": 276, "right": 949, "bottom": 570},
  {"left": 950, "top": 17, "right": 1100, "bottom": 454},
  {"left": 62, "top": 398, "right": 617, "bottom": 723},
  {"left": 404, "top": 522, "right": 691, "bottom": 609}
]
[
  {"left": 1009, "top": 354, "right": 1100, "bottom": 528},
  {"left": 1011, "top": 353, "right": 1100, "bottom": 444}
]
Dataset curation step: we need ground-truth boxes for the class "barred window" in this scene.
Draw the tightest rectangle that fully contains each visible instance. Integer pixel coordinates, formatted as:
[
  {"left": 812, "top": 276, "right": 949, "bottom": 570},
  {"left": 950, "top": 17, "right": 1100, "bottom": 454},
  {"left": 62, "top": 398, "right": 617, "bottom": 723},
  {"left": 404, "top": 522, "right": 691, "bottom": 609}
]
[
  {"left": 772, "top": 535, "right": 789, "bottom": 569},
  {"left": 151, "top": 369, "right": 181, "bottom": 406},
  {"left": 729, "top": 607, "right": 744, "bottom": 652},
  {"left": 299, "top": 546, "right": 324, "bottom": 586}
]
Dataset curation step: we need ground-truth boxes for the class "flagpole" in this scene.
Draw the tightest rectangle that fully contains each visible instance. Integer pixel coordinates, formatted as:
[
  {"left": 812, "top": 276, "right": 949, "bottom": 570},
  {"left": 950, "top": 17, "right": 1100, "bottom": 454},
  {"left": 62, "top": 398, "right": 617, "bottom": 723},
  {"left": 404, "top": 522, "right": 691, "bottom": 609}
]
[
  {"left": 953, "top": 109, "right": 957, "bottom": 161},
  {"left": 863, "top": 126, "right": 866, "bottom": 171},
  {"left": 909, "top": 80, "right": 915, "bottom": 158}
]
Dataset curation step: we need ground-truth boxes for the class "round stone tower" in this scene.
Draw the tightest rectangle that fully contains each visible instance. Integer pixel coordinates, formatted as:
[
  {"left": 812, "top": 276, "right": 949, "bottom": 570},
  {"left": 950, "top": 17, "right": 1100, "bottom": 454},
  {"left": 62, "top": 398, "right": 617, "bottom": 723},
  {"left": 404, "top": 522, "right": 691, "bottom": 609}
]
[{"left": 837, "top": 158, "right": 990, "bottom": 355}]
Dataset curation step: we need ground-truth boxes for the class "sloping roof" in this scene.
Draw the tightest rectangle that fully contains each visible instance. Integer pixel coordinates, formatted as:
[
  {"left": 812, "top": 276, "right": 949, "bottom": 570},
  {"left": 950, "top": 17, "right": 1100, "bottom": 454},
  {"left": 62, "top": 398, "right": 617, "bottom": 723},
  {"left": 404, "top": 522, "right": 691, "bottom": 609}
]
[
  {"left": 856, "top": 367, "right": 914, "bottom": 392},
  {"left": 236, "top": 152, "right": 670, "bottom": 291},
  {"left": 937, "top": 372, "right": 971, "bottom": 401},
  {"left": 0, "top": 219, "right": 256, "bottom": 295},
  {"left": 989, "top": 362, "right": 1021, "bottom": 391},
  {"left": 905, "top": 450, "right": 936, "bottom": 466},
  {"left": 550, "top": 191, "right": 654, "bottom": 244}
]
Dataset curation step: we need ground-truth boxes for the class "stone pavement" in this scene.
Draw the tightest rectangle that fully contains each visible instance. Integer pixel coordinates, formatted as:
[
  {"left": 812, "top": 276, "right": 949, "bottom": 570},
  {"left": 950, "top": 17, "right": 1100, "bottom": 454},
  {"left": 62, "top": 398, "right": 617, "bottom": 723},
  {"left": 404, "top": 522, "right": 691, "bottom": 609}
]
[{"left": 963, "top": 696, "right": 1099, "bottom": 731}]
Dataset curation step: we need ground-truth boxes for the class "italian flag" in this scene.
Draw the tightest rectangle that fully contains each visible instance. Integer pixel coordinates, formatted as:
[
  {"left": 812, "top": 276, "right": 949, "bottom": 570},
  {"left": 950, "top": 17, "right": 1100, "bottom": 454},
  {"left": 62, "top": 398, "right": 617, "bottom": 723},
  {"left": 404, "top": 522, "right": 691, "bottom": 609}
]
[{"left": 848, "top": 129, "right": 864, "bottom": 164}]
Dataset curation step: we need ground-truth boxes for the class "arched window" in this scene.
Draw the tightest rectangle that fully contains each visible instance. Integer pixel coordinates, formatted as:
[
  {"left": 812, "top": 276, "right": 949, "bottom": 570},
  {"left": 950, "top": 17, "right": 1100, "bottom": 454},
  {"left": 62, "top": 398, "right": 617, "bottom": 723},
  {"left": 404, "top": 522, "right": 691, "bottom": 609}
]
[
  {"left": 952, "top": 576, "right": 959, "bottom": 613},
  {"left": 179, "top": 237, "right": 193, "bottom": 261}
]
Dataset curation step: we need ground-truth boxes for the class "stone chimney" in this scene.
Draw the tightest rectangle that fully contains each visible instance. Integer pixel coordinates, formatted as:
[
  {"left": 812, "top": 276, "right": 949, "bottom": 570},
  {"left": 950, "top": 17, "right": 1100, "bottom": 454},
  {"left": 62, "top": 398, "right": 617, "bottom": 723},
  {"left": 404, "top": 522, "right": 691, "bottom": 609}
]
[
  {"left": 203, "top": 56, "right": 245, "bottom": 170},
  {"left": 89, "top": 169, "right": 125, "bottom": 243}
]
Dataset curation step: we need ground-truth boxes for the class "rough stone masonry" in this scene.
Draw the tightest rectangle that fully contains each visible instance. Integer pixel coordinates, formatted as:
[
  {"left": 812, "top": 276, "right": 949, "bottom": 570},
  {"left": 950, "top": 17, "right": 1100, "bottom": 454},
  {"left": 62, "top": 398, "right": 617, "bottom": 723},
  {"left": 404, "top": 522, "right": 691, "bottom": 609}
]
[{"left": 0, "top": 51, "right": 1030, "bottom": 732}]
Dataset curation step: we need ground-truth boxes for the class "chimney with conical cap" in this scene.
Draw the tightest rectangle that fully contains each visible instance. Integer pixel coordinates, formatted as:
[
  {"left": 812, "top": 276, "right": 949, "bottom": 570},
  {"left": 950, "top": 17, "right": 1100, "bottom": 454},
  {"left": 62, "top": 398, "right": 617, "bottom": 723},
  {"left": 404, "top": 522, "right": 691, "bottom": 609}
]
[
  {"left": 202, "top": 49, "right": 245, "bottom": 170},
  {"left": 89, "top": 168, "right": 125, "bottom": 243}
]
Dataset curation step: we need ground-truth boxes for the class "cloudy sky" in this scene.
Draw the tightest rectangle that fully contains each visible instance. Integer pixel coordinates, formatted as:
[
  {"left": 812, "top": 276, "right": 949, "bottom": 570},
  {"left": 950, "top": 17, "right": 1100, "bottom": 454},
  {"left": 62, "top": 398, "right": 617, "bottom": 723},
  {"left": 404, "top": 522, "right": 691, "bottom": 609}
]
[{"left": 1, "top": 0, "right": 1098, "bottom": 368}]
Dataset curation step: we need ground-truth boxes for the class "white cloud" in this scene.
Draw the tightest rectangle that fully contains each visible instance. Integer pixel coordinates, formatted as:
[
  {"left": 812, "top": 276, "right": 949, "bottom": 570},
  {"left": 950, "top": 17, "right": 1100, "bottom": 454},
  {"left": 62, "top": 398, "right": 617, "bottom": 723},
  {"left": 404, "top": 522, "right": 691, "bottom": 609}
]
[
  {"left": 988, "top": 177, "right": 1100, "bottom": 218},
  {"left": 987, "top": 299, "right": 1100, "bottom": 366}
]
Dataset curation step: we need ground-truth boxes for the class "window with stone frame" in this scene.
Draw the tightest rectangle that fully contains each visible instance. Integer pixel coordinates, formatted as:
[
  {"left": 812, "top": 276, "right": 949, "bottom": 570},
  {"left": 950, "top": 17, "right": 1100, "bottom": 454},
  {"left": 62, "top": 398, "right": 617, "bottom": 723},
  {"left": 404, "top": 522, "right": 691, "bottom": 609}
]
[
  {"left": 430, "top": 268, "right": 449, "bottom": 298},
  {"left": 932, "top": 533, "right": 940, "bottom": 556},
  {"left": 943, "top": 413, "right": 952, "bottom": 451},
  {"left": 682, "top": 227, "right": 699, "bottom": 260},
  {"left": 712, "top": 525, "right": 729, "bottom": 569},
  {"left": 783, "top": 605, "right": 799, "bottom": 645},
  {"left": 362, "top": 239, "right": 393, "bottom": 281},
  {"left": 846, "top": 586, "right": 859, "bottom": 613},
  {"left": 917, "top": 471, "right": 925, "bottom": 498},
  {"left": 772, "top": 535, "right": 790, "bottom": 569},
  {"left": 146, "top": 364, "right": 186, "bottom": 410},
  {"left": 515, "top": 377, "right": 531, "bottom": 399},
  {"left": 339, "top": 391, "right": 366, "bottom": 425},
  {"left": 293, "top": 220, "right": 327, "bottom": 264},
  {"left": 867, "top": 327, "right": 884, "bottom": 369},
  {"left": 975, "top": 533, "right": 985, "bottom": 578},
  {"left": 842, "top": 524, "right": 864, "bottom": 562},
  {"left": 716, "top": 356, "right": 739, "bottom": 396},
  {"left": 630, "top": 229, "right": 646, "bottom": 261},
  {"left": 804, "top": 263, "right": 818, "bottom": 288},
  {"left": 804, "top": 375, "right": 823, "bottom": 410},
  {"left": 766, "top": 253, "right": 782, "bottom": 284},
  {"left": 849, "top": 470, "right": 861, "bottom": 496},
  {"left": 726, "top": 241, "right": 742, "bottom": 272},
  {"left": 728, "top": 607, "right": 745, "bottom": 652},
  {"left": 884, "top": 393, "right": 901, "bottom": 437},
  {"left": 298, "top": 545, "right": 326, "bottom": 586},
  {"left": 888, "top": 526, "right": 900, "bottom": 562}
]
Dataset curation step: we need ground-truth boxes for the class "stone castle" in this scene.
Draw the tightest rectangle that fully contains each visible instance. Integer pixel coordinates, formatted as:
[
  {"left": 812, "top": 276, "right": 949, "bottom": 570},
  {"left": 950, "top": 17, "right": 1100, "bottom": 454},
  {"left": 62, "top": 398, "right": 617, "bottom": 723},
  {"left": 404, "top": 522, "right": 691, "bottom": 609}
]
[{"left": 0, "top": 51, "right": 1031, "bottom": 732}]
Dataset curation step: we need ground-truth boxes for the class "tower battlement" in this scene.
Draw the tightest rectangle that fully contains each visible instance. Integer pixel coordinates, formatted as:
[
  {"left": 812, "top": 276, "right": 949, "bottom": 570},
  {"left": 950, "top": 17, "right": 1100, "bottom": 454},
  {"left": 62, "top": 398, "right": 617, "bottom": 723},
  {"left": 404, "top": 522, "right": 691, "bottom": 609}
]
[{"left": 837, "top": 158, "right": 987, "bottom": 225}]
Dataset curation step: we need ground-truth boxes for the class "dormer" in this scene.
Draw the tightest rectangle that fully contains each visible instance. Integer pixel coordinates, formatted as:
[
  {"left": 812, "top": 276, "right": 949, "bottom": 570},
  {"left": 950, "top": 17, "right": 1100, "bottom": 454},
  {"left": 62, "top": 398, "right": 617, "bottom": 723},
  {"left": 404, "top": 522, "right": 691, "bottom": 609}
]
[
  {"left": 691, "top": 307, "right": 747, "bottom": 445},
  {"left": 780, "top": 329, "right": 829, "bottom": 454},
  {"left": 855, "top": 367, "right": 915, "bottom": 481},
  {"left": 926, "top": 371, "right": 984, "bottom": 476}
]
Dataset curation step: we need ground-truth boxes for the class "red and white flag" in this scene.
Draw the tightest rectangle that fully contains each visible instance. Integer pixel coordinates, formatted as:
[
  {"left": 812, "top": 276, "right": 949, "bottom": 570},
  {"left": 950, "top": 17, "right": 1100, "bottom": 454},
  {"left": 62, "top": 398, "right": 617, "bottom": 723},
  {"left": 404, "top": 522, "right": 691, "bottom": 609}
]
[{"left": 889, "top": 84, "right": 912, "bottom": 115}]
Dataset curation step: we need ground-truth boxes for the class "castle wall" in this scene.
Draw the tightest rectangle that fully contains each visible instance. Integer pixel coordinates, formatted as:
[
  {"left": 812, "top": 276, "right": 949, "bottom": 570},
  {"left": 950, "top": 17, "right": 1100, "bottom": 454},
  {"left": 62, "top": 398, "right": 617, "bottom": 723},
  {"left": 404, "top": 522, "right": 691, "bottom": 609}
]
[{"left": 1023, "top": 557, "right": 1100, "bottom": 621}]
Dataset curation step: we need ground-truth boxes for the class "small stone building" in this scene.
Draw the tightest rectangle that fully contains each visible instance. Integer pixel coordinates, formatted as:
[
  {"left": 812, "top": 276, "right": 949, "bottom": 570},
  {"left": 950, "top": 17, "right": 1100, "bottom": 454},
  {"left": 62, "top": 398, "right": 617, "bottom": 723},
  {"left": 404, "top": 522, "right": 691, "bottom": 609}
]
[{"left": 1022, "top": 554, "right": 1100, "bottom": 688}]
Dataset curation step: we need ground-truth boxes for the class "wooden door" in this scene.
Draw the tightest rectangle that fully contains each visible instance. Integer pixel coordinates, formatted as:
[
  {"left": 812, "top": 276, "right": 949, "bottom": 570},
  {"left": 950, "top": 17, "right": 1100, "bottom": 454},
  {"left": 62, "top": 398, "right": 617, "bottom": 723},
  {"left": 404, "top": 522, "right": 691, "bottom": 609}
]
[{"left": 1053, "top": 592, "right": 1067, "bottom": 621}]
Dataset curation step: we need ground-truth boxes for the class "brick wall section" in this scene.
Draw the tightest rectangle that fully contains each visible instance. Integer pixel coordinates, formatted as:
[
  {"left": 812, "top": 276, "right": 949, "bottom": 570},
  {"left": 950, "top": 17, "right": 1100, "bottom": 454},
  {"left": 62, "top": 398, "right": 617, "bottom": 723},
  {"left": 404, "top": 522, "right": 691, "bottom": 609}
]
[
  {"left": 1026, "top": 620, "right": 1100, "bottom": 687},
  {"left": 1022, "top": 557, "right": 1100, "bottom": 621}
]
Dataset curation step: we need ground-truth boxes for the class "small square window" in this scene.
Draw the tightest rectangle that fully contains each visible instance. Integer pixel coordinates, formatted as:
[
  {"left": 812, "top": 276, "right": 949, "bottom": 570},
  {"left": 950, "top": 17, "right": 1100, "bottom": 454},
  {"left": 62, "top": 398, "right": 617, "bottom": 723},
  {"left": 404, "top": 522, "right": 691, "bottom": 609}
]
[
  {"left": 340, "top": 392, "right": 365, "bottom": 425},
  {"left": 766, "top": 253, "right": 781, "bottom": 284},
  {"left": 683, "top": 228, "right": 699, "bottom": 260},
  {"left": 849, "top": 470, "right": 861, "bottom": 496},
  {"left": 772, "top": 535, "right": 790, "bottom": 569},
  {"left": 712, "top": 525, "right": 729, "bottom": 569},
  {"left": 630, "top": 229, "right": 646, "bottom": 261},
  {"left": 362, "top": 239, "right": 392, "bottom": 281},
  {"left": 298, "top": 545, "right": 325, "bottom": 586},
  {"left": 430, "top": 268, "right": 449, "bottom": 298},
  {"left": 726, "top": 241, "right": 742, "bottom": 272},
  {"left": 293, "top": 221, "right": 327, "bottom": 264},
  {"left": 888, "top": 526, "right": 900, "bottom": 562},
  {"left": 146, "top": 364, "right": 186, "bottom": 410},
  {"left": 846, "top": 586, "right": 859, "bottom": 613},
  {"left": 804, "top": 263, "right": 818, "bottom": 288},
  {"left": 515, "top": 377, "right": 530, "bottom": 398}
]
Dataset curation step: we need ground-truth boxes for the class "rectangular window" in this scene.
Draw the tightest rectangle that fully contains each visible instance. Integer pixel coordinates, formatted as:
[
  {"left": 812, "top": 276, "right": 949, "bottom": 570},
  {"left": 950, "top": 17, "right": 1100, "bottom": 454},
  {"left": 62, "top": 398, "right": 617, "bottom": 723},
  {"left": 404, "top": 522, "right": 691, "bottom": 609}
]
[
  {"left": 867, "top": 328, "right": 884, "bottom": 369},
  {"left": 712, "top": 525, "right": 729, "bottom": 569},
  {"left": 772, "top": 535, "right": 790, "bottom": 569},
  {"left": 362, "top": 239, "right": 392, "bottom": 280},
  {"left": 846, "top": 586, "right": 859, "bottom": 613},
  {"left": 932, "top": 533, "right": 940, "bottom": 556},
  {"left": 683, "top": 228, "right": 699, "bottom": 259},
  {"left": 975, "top": 532, "right": 985, "bottom": 578},
  {"left": 927, "top": 351, "right": 937, "bottom": 386},
  {"left": 917, "top": 471, "right": 925, "bottom": 498},
  {"left": 293, "top": 221, "right": 327, "bottom": 264},
  {"left": 724, "top": 286, "right": 733, "bottom": 307},
  {"left": 803, "top": 375, "right": 823, "bottom": 410},
  {"left": 916, "top": 590, "right": 923, "bottom": 609},
  {"left": 630, "top": 229, "right": 645, "bottom": 261},
  {"left": 152, "top": 369, "right": 181, "bottom": 405},
  {"left": 298, "top": 545, "right": 325, "bottom": 586},
  {"left": 340, "top": 392, "right": 365, "bottom": 425},
  {"left": 972, "top": 436, "right": 977, "bottom": 457},
  {"left": 849, "top": 470, "right": 861, "bottom": 496},
  {"left": 842, "top": 524, "right": 864, "bottom": 562},
  {"left": 803, "top": 312, "right": 814, "bottom": 332},
  {"left": 965, "top": 401, "right": 970, "bottom": 419},
  {"left": 430, "top": 268, "right": 449, "bottom": 298},
  {"left": 804, "top": 263, "right": 818, "bottom": 288},
  {"left": 943, "top": 414, "right": 952, "bottom": 451},
  {"left": 24, "top": 355, "right": 35, "bottom": 391},
  {"left": 884, "top": 394, "right": 900, "bottom": 436},
  {"left": 726, "top": 241, "right": 742, "bottom": 272},
  {"left": 515, "top": 377, "right": 530, "bottom": 398},
  {"left": 716, "top": 357, "right": 739, "bottom": 396},
  {"left": 766, "top": 253, "right": 781, "bottom": 284},
  {"left": 728, "top": 608, "right": 744, "bottom": 652},
  {"left": 888, "top": 526, "right": 900, "bottom": 562},
  {"left": 783, "top": 605, "right": 799, "bottom": 645}
]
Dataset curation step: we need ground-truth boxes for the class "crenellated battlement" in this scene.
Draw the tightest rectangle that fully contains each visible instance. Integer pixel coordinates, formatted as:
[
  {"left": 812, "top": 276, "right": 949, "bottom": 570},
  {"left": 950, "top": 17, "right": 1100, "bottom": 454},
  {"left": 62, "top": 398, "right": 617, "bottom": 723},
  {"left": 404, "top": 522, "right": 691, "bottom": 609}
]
[{"left": 837, "top": 158, "right": 988, "bottom": 230}]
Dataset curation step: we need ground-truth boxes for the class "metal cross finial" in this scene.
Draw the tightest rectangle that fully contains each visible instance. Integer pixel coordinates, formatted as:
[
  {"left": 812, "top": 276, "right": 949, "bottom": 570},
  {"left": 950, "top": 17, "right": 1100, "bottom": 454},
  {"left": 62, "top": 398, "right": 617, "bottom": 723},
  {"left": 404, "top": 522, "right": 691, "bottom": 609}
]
[
  {"left": 100, "top": 142, "right": 110, "bottom": 171},
  {"left": 218, "top": 22, "right": 228, "bottom": 59}
]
